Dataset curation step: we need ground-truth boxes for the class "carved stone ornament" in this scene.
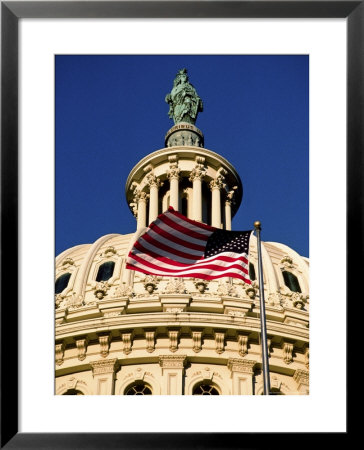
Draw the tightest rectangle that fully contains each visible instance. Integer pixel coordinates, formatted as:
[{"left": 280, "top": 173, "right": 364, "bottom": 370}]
[
  {"left": 163, "top": 278, "right": 186, "bottom": 294},
  {"left": 283, "top": 342, "right": 294, "bottom": 364},
  {"left": 129, "top": 202, "right": 138, "bottom": 217},
  {"left": 189, "top": 165, "right": 206, "bottom": 182},
  {"left": 93, "top": 281, "right": 110, "bottom": 300},
  {"left": 145, "top": 331, "right": 155, "bottom": 353},
  {"left": 166, "top": 165, "right": 181, "bottom": 181},
  {"left": 202, "top": 367, "right": 214, "bottom": 381},
  {"left": 194, "top": 280, "right": 208, "bottom": 294},
  {"left": 226, "top": 308, "right": 246, "bottom": 318},
  {"left": 55, "top": 293, "right": 65, "bottom": 309},
  {"left": 146, "top": 172, "right": 163, "bottom": 189},
  {"left": 291, "top": 292, "right": 308, "bottom": 309},
  {"left": 122, "top": 333, "right": 133, "bottom": 355},
  {"left": 280, "top": 255, "right": 294, "bottom": 269},
  {"left": 168, "top": 330, "right": 180, "bottom": 352},
  {"left": 62, "top": 257, "right": 74, "bottom": 268},
  {"left": 76, "top": 337, "right": 88, "bottom": 361},
  {"left": 225, "top": 189, "right": 236, "bottom": 206},
  {"left": 293, "top": 369, "right": 309, "bottom": 386},
  {"left": 159, "top": 355, "right": 187, "bottom": 369},
  {"left": 209, "top": 176, "right": 226, "bottom": 191},
  {"left": 67, "top": 292, "right": 85, "bottom": 310},
  {"left": 227, "top": 358, "right": 256, "bottom": 374},
  {"left": 98, "top": 334, "right": 111, "bottom": 358},
  {"left": 270, "top": 375, "right": 282, "bottom": 391},
  {"left": 192, "top": 331, "right": 202, "bottom": 353},
  {"left": 144, "top": 275, "right": 158, "bottom": 295},
  {"left": 165, "top": 307, "right": 184, "bottom": 313},
  {"left": 245, "top": 286, "right": 256, "bottom": 300},
  {"left": 113, "top": 282, "right": 133, "bottom": 298},
  {"left": 238, "top": 334, "right": 249, "bottom": 357},
  {"left": 104, "top": 246, "right": 117, "bottom": 257},
  {"left": 267, "top": 338, "right": 272, "bottom": 357},
  {"left": 268, "top": 291, "right": 283, "bottom": 307},
  {"left": 90, "top": 358, "right": 118, "bottom": 376},
  {"left": 214, "top": 331, "right": 225, "bottom": 354},
  {"left": 217, "top": 280, "right": 238, "bottom": 298},
  {"left": 55, "top": 342, "right": 65, "bottom": 366},
  {"left": 304, "top": 346, "right": 309, "bottom": 369}
]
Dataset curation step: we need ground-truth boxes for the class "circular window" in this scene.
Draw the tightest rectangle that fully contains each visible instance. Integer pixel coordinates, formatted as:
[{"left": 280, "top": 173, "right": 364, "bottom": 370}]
[
  {"left": 192, "top": 383, "right": 220, "bottom": 395},
  {"left": 124, "top": 382, "right": 152, "bottom": 395}
]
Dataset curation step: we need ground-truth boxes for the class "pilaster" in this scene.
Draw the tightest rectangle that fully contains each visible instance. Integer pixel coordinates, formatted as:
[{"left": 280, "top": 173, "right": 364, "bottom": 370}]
[
  {"left": 227, "top": 358, "right": 256, "bottom": 395},
  {"left": 90, "top": 358, "right": 119, "bottom": 395},
  {"left": 159, "top": 355, "right": 187, "bottom": 395}
]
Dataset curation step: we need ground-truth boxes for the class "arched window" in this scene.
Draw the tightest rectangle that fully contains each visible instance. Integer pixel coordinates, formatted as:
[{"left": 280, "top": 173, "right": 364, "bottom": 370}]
[
  {"left": 124, "top": 382, "right": 152, "bottom": 395},
  {"left": 249, "top": 263, "right": 256, "bottom": 281},
  {"left": 282, "top": 271, "right": 301, "bottom": 293},
  {"left": 192, "top": 382, "right": 220, "bottom": 395},
  {"left": 55, "top": 273, "right": 71, "bottom": 294},
  {"left": 96, "top": 261, "right": 115, "bottom": 282},
  {"left": 63, "top": 389, "right": 84, "bottom": 395}
]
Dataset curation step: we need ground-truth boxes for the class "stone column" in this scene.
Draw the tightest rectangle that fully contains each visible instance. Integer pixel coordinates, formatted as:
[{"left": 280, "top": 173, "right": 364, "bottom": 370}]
[
  {"left": 136, "top": 192, "right": 148, "bottom": 230},
  {"left": 227, "top": 358, "right": 256, "bottom": 395},
  {"left": 167, "top": 156, "right": 180, "bottom": 211},
  {"left": 210, "top": 177, "right": 225, "bottom": 228},
  {"left": 189, "top": 157, "right": 206, "bottom": 222},
  {"left": 159, "top": 355, "right": 187, "bottom": 395},
  {"left": 90, "top": 358, "right": 119, "bottom": 395},
  {"left": 224, "top": 190, "right": 234, "bottom": 231},
  {"left": 146, "top": 173, "right": 163, "bottom": 224}
]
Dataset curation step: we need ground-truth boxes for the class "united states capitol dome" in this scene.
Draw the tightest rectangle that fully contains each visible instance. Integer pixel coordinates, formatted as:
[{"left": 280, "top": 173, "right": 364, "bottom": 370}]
[{"left": 55, "top": 69, "right": 309, "bottom": 396}]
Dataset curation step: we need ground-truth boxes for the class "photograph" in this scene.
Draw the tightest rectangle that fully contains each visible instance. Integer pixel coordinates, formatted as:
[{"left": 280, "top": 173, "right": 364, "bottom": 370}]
[{"left": 55, "top": 55, "right": 309, "bottom": 396}]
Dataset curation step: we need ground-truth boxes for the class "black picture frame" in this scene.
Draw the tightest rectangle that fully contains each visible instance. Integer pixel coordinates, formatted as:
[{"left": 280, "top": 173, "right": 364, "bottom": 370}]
[{"left": 1, "top": 1, "right": 357, "bottom": 448}]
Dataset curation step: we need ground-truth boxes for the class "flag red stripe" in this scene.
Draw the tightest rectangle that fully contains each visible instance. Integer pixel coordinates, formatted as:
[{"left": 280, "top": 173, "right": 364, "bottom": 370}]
[
  {"left": 169, "top": 207, "right": 216, "bottom": 232},
  {"left": 129, "top": 252, "right": 249, "bottom": 275},
  {"left": 130, "top": 246, "right": 248, "bottom": 269},
  {"left": 126, "top": 263, "right": 251, "bottom": 283},
  {"left": 149, "top": 222, "right": 206, "bottom": 252},
  {"left": 126, "top": 207, "right": 252, "bottom": 283},
  {"left": 159, "top": 214, "right": 211, "bottom": 241},
  {"left": 137, "top": 235, "right": 204, "bottom": 261}
]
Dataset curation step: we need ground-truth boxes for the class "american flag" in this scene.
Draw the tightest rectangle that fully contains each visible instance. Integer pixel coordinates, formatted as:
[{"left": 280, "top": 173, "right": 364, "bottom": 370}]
[{"left": 126, "top": 207, "right": 252, "bottom": 283}]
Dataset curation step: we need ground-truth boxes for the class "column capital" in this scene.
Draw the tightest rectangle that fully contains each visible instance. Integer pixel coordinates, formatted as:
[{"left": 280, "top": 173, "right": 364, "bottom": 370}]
[
  {"left": 166, "top": 166, "right": 180, "bottom": 181},
  {"left": 189, "top": 166, "right": 206, "bottom": 182},
  {"left": 90, "top": 358, "right": 119, "bottom": 376},
  {"left": 146, "top": 173, "right": 163, "bottom": 189},
  {"left": 227, "top": 358, "right": 256, "bottom": 374},
  {"left": 210, "top": 176, "right": 226, "bottom": 191},
  {"left": 225, "top": 189, "right": 235, "bottom": 205},
  {"left": 293, "top": 369, "right": 309, "bottom": 386}
]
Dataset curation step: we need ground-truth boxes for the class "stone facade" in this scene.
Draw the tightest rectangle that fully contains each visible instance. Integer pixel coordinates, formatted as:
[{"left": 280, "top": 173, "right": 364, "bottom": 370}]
[{"left": 55, "top": 97, "right": 309, "bottom": 396}]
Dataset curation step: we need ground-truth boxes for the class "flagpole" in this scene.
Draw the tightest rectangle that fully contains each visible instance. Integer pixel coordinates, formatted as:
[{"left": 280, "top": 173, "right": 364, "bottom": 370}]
[{"left": 254, "top": 221, "right": 271, "bottom": 395}]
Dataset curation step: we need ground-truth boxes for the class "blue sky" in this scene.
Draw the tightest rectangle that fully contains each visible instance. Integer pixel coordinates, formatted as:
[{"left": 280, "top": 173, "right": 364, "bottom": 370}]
[{"left": 56, "top": 55, "right": 308, "bottom": 257}]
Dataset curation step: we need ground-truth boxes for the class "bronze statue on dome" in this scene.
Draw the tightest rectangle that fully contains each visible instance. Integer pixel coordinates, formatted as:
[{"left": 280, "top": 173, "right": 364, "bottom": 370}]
[{"left": 165, "top": 68, "right": 203, "bottom": 125}]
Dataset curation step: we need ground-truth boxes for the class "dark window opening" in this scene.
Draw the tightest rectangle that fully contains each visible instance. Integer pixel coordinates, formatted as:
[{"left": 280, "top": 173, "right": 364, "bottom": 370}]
[
  {"left": 63, "top": 389, "right": 84, "bottom": 395},
  {"left": 181, "top": 197, "right": 188, "bottom": 217},
  {"left": 192, "top": 383, "right": 219, "bottom": 395},
  {"left": 55, "top": 273, "right": 71, "bottom": 294},
  {"left": 282, "top": 271, "right": 301, "bottom": 293},
  {"left": 125, "top": 382, "right": 152, "bottom": 395},
  {"left": 249, "top": 263, "right": 256, "bottom": 281},
  {"left": 96, "top": 261, "right": 115, "bottom": 282}
]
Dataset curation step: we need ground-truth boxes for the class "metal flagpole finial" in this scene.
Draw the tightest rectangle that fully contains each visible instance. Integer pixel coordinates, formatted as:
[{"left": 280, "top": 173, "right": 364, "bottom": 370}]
[{"left": 254, "top": 221, "right": 261, "bottom": 230}]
